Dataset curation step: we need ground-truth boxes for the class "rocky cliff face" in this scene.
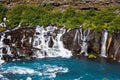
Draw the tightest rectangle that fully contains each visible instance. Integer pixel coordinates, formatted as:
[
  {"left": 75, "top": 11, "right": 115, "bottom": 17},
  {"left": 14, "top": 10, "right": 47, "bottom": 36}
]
[
  {"left": 0, "top": 26, "right": 120, "bottom": 62},
  {"left": 0, "top": 0, "right": 120, "bottom": 10}
]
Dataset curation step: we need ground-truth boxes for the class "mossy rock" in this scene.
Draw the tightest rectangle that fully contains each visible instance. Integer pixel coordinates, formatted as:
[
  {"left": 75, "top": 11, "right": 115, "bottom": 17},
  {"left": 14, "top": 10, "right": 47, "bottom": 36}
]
[
  {"left": 0, "top": 28, "right": 6, "bottom": 32},
  {"left": 88, "top": 54, "right": 96, "bottom": 59}
]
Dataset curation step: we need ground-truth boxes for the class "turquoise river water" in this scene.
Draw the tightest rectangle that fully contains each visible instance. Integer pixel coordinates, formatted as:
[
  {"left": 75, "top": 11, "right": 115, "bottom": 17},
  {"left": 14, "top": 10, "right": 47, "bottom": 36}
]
[{"left": 0, "top": 57, "right": 120, "bottom": 80}]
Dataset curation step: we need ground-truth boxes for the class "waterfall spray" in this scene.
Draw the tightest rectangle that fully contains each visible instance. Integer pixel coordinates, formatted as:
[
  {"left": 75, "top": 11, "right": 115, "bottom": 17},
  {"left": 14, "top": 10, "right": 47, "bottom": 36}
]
[
  {"left": 100, "top": 29, "right": 108, "bottom": 57},
  {"left": 32, "top": 25, "right": 72, "bottom": 58},
  {"left": 73, "top": 26, "right": 91, "bottom": 56}
]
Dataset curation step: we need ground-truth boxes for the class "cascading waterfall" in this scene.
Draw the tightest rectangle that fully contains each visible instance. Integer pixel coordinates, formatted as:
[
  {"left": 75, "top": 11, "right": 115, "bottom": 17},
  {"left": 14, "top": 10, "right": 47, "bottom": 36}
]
[
  {"left": 6, "top": 35, "right": 12, "bottom": 56},
  {"left": 32, "top": 26, "right": 48, "bottom": 58},
  {"left": 1, "top": 22, "right": 120, "bottom": 62},
  {"left": 0, "top": 34, "right": 5, "bottom": 64},
  {"left": 100, "top": 29, "right": 108, "bottom": 57},
  {"left": 52, "top": 27, "right": 72, "bottom": 57},
  {"left": 32, "top": 25, "right": 72, "bottom": 58},
  {"left": 79, "top": 28, "right": 90, "bottom": 56},
  {"left": 0, "top": 24, "right": 72, "bottom": 63},
  {"left": 0, "top": 33, "right": 13, "bottom": 64},
  {"left": 72, "top": 29, "right": 79, "bottom": 52},
  {"left": 73, "top": 26, "right": 90, "bottom": 56},
  {"left": 114, "top": 45, "right": 120, "bottom": 60}
]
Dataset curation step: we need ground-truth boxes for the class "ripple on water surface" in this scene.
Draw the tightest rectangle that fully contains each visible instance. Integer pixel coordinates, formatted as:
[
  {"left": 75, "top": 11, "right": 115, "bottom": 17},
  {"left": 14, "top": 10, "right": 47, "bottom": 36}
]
[{"left": 0, "top": 58, "right": 120, "bottom": 80}]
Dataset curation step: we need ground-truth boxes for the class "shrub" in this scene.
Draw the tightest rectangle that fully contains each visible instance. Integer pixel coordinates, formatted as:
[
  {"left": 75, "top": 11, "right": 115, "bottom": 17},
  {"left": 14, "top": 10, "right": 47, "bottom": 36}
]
[
  {"left": 0, "top": 4, "right": 120, "bottom": 33},
  {"left": 7, "top": 4, "right": 28, "bottom": 27},
  {"left": 0, "top": 4, "right": 7, "bottom": 22}
]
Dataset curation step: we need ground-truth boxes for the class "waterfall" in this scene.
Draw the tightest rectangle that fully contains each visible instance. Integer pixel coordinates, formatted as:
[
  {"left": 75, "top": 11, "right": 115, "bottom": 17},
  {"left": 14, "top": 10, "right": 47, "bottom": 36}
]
[
  {"left": 1, "top": 23, "right": 118, "bottom": 61},
  {"left": 0, "top": 34, "right": 5, "bottom": 64},
  {"left": 0, "top": 33, "right": 12, "bottom": 64},
  {"left": 80, "top": 28, "right": 90, "bottom": 56},
  {"left": 73, "top": 26, "right": 90, "bottom": 56},
  {"left": 114, "top": 45, "right": 120, "bottom": 60},
  {"left": 100, "top": 29, "right": 108, "bottom": 57},
  {"left": 0, "top": 24, "right": 73, "bottom": 62},
  {"left": 32, "top": 25, "right": 72, "bottom": 58},
  {"left": 72, "top": 29, "right": 79, "bottom": 52}
]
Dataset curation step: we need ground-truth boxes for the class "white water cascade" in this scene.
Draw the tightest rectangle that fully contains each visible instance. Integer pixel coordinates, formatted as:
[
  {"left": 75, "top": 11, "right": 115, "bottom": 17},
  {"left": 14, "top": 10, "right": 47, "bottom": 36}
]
[
  {"left": 0, "top": 33, "right": 13, "bottom": 64},
  {"left": 32, "top": 25, "right": 72, "bottom": 58},
  {"left": 6, "top": 35, "right": 12, "bottom": 56},
  {"left": 79, "top": 28, "right": 90, "bottom": 56},
  {"left": 100, "top": 29, "right": 108, "bottom": 57},
  {"left": 114, "top": 45, "right": 120, "bottom": 60},
  {"left": 0, "top": 25, "right": 72, "bottom": 62},
  {"left": 73, "top": 26, "right": 90, "bottom": 56},
  {"left": 0, "top": 34, "right": 5, "bottom": 64},
  {"left": 72, "top": 29, "right": 79, "bottom": 52}
]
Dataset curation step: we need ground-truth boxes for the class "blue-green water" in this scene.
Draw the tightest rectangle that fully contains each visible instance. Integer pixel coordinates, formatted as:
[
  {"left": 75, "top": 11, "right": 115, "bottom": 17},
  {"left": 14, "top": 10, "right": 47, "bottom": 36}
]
[{"left": 0, "top": 58, "right": 120, "bottom": 80}]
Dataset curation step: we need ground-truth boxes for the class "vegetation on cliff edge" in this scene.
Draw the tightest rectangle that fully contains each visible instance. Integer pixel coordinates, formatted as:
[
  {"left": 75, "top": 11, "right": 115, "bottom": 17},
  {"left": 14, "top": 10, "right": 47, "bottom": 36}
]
[{"left": 0, "top": 4, "right": 120, "bottom": 33}]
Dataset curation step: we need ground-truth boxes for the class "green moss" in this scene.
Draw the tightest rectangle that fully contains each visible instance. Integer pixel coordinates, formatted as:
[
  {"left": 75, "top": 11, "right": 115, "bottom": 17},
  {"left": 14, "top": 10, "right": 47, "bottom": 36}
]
[
  {"left": 0, "top": 4, "right": 120, "bottom": 33},
  {"left": 0, "top": 28, "right": 6, "bottom": 32},
  {"left": 88, "top": 54, "right": 96, "bottom": 59}
]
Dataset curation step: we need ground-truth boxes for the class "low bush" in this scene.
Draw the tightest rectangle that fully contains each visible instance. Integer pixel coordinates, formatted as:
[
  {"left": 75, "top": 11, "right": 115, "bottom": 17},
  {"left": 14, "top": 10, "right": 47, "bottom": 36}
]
[
  {"left": 0, "top": 4, "right": 120, "bottom": 33},
  {"left": 0, "top": 4, "right": 7, "bottom": 22}
]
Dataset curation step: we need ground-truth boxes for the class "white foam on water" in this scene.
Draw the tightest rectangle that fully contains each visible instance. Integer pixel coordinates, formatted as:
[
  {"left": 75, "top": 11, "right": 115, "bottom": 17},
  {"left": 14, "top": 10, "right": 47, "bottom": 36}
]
[
  {"left": 0, "top": 60, "right": 5, "bottom": 64},
  {"left": 0, "top": 74, "right": 9, "bottom": 80},
  {"left": 41, "top": 64, "right": 68, "bottom": 78},
  {"left": 26, "top": 77, "right": 32, "bottom": 80},
  {"left": 2, "top": 66, "right": 42, "bottom": 76},
  {"left": 0, "top": 74, "right": 3, "bottom": 78},
  {"left": 74, "top": 78, "right": 80, "bottom": 80},
  {"left": 1, "top": 65, "right": 68, "bottom": 79}
]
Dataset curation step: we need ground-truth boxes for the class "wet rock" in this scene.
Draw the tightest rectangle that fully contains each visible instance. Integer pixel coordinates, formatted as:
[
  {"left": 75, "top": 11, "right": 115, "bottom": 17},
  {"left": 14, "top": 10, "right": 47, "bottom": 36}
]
[
  {"left": 62, "top": 28, "right": 81, "bottom": 54},
  {"left": 3, "top": 38, "right": 10, "bottom": 45},
  {"left": 1, "top": 26, "right": 120, "bottom": 62},
  {"left": 23, "top": 39, "right": 32, "bottom": 47},
  {"left": 108, "top": 33, "right": 120, "bottom": 61},
  {"left": 88, "top": 31, "right": 101, "bottom": 54}
]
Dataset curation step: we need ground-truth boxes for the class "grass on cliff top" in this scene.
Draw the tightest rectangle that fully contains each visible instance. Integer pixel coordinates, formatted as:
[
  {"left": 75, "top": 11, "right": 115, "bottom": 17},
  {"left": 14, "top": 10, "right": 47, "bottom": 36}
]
[{"left": 0, "top": 4, "right": 120, "bottom": 33}]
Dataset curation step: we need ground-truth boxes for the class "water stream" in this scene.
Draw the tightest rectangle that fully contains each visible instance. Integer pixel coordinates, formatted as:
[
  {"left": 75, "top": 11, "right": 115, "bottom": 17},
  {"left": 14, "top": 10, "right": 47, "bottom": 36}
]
[
  {"left": 0, "top": 58, "right": 120, "bottom": 80},
  {"left": 100, "top": 29, "right": 108, "bottom": 57},
  {"left": 73, "top": 27, "right": 90, "bottom": 56}
]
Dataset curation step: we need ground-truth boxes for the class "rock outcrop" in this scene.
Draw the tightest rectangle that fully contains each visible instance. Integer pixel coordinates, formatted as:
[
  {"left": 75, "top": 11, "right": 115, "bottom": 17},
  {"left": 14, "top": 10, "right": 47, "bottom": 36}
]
[
  {"left": 0, "top": 0, "right": 120, "bottom": 10},
  {"left": 0, "top": 26, "right": 120, "bottom": 62}
]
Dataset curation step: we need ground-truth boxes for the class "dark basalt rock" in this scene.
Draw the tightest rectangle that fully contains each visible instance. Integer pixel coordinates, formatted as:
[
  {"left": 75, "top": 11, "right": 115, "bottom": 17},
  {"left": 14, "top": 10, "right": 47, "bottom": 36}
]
[
  {"left": 62, "top": 28, "right": 81, "bottom": 53},
  {"left": 1, "top": 26, "right": 120, "bottom": 62},
  {"left": 108, "top": 33, "right": 120, "bottom": 61},
  {"left": 88, "top": 31, "right": 101, "bottom": 54},
  {"left": 3, "top": 38, "right": 10, "bottom": 45}
]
